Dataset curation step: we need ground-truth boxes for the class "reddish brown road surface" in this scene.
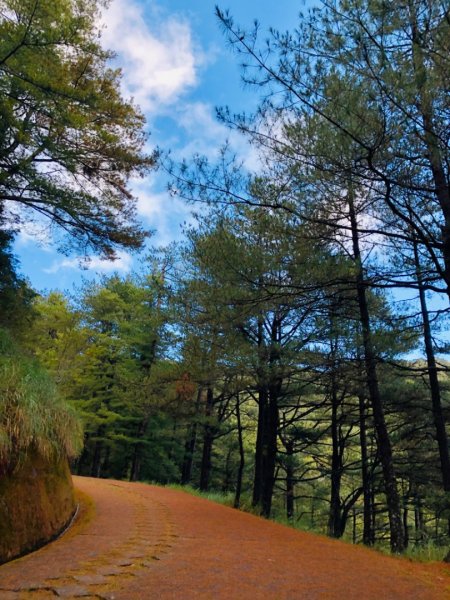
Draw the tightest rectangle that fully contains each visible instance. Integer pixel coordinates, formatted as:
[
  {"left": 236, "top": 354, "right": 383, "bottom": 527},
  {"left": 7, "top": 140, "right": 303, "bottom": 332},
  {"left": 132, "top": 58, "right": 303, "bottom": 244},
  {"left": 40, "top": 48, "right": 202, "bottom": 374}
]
[{"left": 1, "top": 476, "right": 450, "bottom": 599}]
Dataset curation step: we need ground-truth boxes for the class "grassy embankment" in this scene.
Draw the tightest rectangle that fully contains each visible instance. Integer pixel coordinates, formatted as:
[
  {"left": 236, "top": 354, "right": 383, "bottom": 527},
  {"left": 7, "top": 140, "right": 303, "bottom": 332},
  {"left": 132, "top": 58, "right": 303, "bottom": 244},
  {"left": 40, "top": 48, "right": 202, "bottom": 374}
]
[{"left": 0, "top": 329, "right": 83, "bottom": 563}]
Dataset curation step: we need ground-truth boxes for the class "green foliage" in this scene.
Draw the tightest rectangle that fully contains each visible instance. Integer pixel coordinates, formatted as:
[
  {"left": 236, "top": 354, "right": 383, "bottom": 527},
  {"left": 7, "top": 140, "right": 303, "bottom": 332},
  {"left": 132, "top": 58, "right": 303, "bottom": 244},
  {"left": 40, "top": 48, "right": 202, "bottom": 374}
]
[
  {"left": 0, "top": 227, "right": 35, "bottom": 335},
  {"left": 24, "top": 292, "right": 88, "bottom": 389},
  {"left": 0, "top": 0, "right": 153, "bottom": 256},
  {"left": 0, "top": 329, "right": 83, "bottom": 463},
  {"left": 25, "top": 269, "right": 186, "bottom": 481}
]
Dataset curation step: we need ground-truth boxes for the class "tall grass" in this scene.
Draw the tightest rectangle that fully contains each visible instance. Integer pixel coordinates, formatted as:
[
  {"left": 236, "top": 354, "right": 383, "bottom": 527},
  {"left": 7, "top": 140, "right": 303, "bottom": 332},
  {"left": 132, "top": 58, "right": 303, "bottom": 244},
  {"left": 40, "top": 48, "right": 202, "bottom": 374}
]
[
  {"left": 167, "top": 484, "right": 235, "bottom": 507},
  {"left": 401, "top": 541, "right": 447, "bottom": 562},
  {"left": 0, "top": 329, "right": 83, "bottom": 463}
]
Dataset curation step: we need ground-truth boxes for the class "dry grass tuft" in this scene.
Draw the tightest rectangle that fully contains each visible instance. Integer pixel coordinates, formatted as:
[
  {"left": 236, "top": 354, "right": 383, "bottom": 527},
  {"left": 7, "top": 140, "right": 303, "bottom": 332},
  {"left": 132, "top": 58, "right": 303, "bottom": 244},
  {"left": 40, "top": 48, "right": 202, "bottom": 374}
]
[{"left": 0, "top": 329, "right": 83, "bottom": 464}]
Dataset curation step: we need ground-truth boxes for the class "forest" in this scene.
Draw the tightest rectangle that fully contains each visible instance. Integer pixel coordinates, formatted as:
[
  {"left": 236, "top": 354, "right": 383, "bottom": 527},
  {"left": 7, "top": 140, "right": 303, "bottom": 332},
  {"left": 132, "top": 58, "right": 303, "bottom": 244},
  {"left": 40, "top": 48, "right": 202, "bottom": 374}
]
[{"left": 1, "top": 0, "right": 450, "bottom": 560}]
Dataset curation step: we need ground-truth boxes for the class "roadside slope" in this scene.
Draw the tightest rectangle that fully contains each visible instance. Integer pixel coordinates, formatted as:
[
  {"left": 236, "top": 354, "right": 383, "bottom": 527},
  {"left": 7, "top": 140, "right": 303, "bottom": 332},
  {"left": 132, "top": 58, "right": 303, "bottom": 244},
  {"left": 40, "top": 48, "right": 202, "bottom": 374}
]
[{"left": 0, "top": 476, "right": 449, "bottom": 599}]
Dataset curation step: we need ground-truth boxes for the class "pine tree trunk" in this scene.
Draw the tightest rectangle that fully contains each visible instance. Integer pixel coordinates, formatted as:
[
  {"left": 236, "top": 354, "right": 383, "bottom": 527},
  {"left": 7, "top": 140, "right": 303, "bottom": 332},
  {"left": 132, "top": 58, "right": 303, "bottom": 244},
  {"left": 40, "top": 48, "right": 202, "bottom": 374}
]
[
  {"left": 412, "top": 237, "right": 450, "bottom": 491},
  {"left": 359, "top": 393, "right": 374, "bottom": 545},
  {"left": 285, "top": 439, "right": 295, "bottom": 521},
  {"left": 252, "top": 384, "right": 268, "bottom": 508},
  {"left": 403, "top": 499, "right": 409, "bottom": 549},
  {"left": 199, "top": 386, "right": 214, "bottom": 491},
  {"left": 91, "top": 439, "right": 102, "bottom": 478},
  {"left": 352, "top": 506, "right": 357, "bottom": 544},
  {"left": 129, "top": 416, "right": 149, "bottom": 482},
  {"left": 181, "top": 387, "right": 202, "bottom": 485},
  {"left": 252, "top": 314, "right": 282, "bottom": 517},
  {"left": 370, "top": 486, "right": 376, "bottom": 546},
  {"left": 260, "top": 316, "right": 283, "bottom": 518},
  {"left": 180, "top": 428, "right": 197, "bottom": 484},
  {"left": 199, "top": 432, "right": 213, "bottom": 491},
  {"left": 129, "top": 446, "right": 141, "bottom": 482},
  {"left": 234, "top": 392, "right": 245, "bottom": 509},
  {"left": 252, "top": 314, "right": 266, "bottom": 508},
  {"left": 101, "top": 445, "right": 110, "bottom": 475},
  {"left": 414, "top": 493, "right": 424, "bottom": 543},
  {"left": 261, "top": 387, "right": 279, "bottom": 517},
  {"left": 348, "top": 190, "right": 405, "bottom": 553},
  {"left": 222, "top": 446, "right": 233, "bottom": 492},
  {"left": 328, "top": 370, "right": 343, "bottom": 537}
]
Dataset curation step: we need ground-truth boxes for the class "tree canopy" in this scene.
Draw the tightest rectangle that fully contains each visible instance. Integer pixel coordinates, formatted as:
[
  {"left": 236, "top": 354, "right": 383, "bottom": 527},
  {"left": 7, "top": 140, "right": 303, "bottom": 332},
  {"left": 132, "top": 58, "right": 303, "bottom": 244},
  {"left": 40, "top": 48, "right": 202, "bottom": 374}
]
[{"left": 0, "top": 0, "right": 154, "bottom": 257}]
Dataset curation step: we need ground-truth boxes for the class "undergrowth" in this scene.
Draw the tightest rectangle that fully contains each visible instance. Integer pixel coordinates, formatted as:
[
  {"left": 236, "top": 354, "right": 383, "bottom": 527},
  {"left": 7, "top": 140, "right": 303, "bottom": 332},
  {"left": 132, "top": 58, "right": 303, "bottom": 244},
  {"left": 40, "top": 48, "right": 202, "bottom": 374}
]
[
  {"left": 167, "top": 484, "right": 235, "bottom": 507},
  {"left": 399, "top": 541, "right": 447, "bottom": 562},
  {"left": 0, "top": 329, "right": 83, "bottom": 462}
]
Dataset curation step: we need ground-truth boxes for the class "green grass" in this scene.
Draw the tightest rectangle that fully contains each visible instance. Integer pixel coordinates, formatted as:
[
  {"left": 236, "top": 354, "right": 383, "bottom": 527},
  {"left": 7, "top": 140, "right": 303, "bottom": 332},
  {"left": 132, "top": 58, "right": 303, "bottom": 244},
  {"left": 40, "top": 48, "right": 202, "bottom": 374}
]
[
  {"left": 403, "top": 541, "right": 448, "bottom": 562},
  {"left": 166, "top": 483, "right": 235, "bottom": 507},
  {"left": 0, "top": 329, "right": 83, "bottom": 462},
  {"left": 372, "top": 539, "right": 449, "bottom": 562}
]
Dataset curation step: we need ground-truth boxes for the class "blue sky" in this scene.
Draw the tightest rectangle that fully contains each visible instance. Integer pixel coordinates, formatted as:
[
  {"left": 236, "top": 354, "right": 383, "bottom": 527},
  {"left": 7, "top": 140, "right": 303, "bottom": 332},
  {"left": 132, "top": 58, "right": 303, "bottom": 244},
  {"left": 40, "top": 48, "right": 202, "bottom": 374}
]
[{"left": 14, "top": 0, "right": 312, "bottom": 293}]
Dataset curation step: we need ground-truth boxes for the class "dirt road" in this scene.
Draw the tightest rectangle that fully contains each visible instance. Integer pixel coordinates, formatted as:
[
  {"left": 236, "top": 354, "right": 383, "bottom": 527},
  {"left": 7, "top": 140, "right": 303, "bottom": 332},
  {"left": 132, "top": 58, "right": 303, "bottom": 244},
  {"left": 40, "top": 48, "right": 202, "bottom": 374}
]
[{"left": 0, "top": 476, "right": 449, "bottom": 599}]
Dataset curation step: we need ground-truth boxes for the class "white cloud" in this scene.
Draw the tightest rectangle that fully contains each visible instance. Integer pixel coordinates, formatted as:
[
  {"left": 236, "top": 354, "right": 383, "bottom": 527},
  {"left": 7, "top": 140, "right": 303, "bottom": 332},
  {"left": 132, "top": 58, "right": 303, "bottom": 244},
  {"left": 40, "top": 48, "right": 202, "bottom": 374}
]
[
  {"left": 15, "top": 223, "right": 53, "bottom": 251},
  {"left": 133, "top": 181, "right": 194, "bottom": 246},
  {"left": 169, "top": 101, "right": 263, "bottom": 172},
  {"left": 175, "top": 101, "right": 226, "bottom": 141},
  {"left": 100, "top": 4, "right": 259, "bottom": 170},
  {"left": 101, "top": 0, "right": 198, "bottom": 112},
  {"left": 44, "top": 250, "right": 133, "bottom": 275}
]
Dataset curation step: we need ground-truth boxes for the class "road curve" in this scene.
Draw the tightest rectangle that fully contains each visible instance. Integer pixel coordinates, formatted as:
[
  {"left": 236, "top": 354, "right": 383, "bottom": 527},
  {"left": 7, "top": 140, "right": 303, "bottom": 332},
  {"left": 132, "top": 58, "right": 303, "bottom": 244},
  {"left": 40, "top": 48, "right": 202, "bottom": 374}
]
[{"left": 0, "top": 476, "right": 449, "bottom": 599}]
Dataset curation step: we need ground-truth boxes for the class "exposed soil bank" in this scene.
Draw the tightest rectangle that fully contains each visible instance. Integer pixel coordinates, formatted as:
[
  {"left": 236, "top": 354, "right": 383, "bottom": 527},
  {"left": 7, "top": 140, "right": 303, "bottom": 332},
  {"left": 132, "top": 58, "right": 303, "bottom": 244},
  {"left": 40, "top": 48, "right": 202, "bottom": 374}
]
[{"left": 0, "top": 451, "right": 75, "bottom": 564}]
